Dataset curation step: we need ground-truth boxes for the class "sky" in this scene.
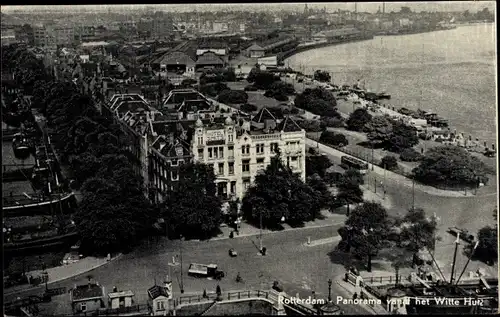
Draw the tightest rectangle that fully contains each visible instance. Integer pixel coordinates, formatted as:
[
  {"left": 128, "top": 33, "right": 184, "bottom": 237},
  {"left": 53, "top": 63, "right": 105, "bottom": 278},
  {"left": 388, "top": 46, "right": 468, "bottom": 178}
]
[{"left": 1, "top": 2, "right": 496, "bottom": 14}]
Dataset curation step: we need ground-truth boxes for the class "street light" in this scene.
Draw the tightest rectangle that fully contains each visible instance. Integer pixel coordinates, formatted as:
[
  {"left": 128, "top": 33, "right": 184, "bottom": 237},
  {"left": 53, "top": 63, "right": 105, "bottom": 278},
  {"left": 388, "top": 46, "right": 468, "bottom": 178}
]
[
  {"left": 180, "top": 235, "right": 184, "bottom": 294},
  {"left": 327, "top": 279, "right": 332, "bottom": 302}
]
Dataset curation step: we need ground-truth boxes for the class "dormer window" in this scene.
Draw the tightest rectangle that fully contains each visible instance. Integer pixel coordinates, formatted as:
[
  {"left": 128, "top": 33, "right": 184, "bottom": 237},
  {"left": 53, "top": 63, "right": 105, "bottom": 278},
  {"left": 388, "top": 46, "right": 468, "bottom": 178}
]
[{"left": 171, "top": 159, "right": 178, "bottom": 166}]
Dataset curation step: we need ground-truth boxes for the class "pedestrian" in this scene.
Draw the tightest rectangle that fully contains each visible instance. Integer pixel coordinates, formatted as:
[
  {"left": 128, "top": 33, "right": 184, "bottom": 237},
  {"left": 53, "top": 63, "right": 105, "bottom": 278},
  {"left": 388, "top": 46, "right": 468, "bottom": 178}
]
[
  {"left": 203, "top": 289, "right": 207, "bottom": 298},
  {"left": 353, "top": 292, "right": 358, "bottom": 300}
]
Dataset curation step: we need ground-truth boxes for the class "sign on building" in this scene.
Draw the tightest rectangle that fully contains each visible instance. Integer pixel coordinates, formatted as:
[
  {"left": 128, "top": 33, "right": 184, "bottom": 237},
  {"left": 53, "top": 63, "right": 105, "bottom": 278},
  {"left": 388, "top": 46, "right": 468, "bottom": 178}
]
[{"left": 206, "top": 129, "right": 225, "bottom": 142}]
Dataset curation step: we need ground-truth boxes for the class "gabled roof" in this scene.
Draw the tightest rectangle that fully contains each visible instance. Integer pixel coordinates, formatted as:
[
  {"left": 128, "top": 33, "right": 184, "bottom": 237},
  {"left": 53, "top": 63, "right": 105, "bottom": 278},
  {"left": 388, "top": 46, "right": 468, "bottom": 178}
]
[
  {"left": 151, "top": 135, "right": 191, "bottom": 158},
  {"left": 196, "top": 51, "right": 224, "bottom": 66},
  {"left": 148, "top": 285, "right": 169, "bottom": 300},
  {"left": 178, "top": 99, "right": 213, "bottom": 112},
  {"left": 246, "top": 43, "right": 264, "bottom": 51},
  {"left": 252, "top": 107, "right": 277, "bottom": 123},
  {"left": 276, "top": 115, "right": 302, "bottom": 132},
  {"left": 71, "top": 283, "right": 104, "bottom": 301},
  {"left": 157, "top": 51, "right": 196, "bottom": 66}
]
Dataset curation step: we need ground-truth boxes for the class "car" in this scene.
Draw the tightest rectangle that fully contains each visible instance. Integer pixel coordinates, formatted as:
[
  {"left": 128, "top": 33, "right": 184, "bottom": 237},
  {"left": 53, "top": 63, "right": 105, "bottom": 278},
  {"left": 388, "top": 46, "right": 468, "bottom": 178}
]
[
  {"left": 62, "top": 251, "right": 82, "bottom": 265},
  {"left": 447, "top": 227, "right": 475, "bottom": 243},
  {"left": 229, "top": 248, "right": 238, "bottom": 257}
]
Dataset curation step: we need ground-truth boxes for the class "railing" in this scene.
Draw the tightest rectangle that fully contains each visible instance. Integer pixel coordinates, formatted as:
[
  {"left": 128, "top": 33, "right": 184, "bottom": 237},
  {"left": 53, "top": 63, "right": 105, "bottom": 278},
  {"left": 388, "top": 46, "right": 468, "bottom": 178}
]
[
  {"left": 175, "top": 290, "right": 271, "bottom": 307},
  {"left": 364, "top": 275, "right": 401, "bottom": 285},
  {"left": 252, "top": 133, "right": 281, "bottom": 141},
  {"left": 59, "top": 304, "right": 150, "bottom": 316}
]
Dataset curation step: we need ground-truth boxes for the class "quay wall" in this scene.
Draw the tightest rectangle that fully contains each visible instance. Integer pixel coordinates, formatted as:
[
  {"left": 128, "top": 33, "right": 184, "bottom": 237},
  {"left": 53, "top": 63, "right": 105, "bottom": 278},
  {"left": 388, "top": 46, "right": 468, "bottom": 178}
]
[{"left": 279, "top": 34, "right": 374, "bottom": 63}]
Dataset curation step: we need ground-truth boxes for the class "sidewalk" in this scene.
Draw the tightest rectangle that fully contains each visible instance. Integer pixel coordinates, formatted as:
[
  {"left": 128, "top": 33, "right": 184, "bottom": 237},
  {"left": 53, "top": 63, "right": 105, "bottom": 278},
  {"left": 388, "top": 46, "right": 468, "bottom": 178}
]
[
  {"left": 4, "top": 254, "right": 122, "bottom": 296},
  {"left": 213, "top": 212, "right": 346, "bottom": 241}
]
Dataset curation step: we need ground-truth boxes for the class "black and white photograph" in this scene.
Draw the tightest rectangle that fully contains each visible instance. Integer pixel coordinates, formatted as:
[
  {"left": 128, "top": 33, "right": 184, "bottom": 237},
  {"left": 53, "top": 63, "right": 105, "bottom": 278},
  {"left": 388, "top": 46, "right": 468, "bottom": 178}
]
[{"left": 2, "top": 2, "right": 498, "bottom": 315}]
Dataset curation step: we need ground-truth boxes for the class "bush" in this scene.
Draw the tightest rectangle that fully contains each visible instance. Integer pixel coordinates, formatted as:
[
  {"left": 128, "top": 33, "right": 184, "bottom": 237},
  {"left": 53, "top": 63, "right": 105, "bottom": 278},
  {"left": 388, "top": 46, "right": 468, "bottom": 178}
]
[
  {"left": 199, "top": 82, "right": 229, "bottom": 97},
  {"left": 298, "top": 119, "right": 321, "bottom": 132},
  {"left": 400, "top": 148, "right": 423, "bottom": 162},
  {"left": 241, "top": 103, "right": 258, "bottom": 112},
  {"left": 217, "top": 90, "right": 248, "bottom": 104},
  {"left": 321, "top": 117, "right": 345, "bottom": 128},
  {"left": 244, "top": 85, "right": 258, "bottom": 91},
  {"left": 380, "top": 155, "right": 398, "bottom": 171},
  {"left": 320, "top": 131, "right": 348, "bottom": 147},
  {"left": 264, "top": 90, "right": 274, "bottom": 98},
  {"left": 274, "top": 93, "right": 288, "bottom": 102},
  {"left": 313, "top": 70, "right": 331, "bottom": 83}
]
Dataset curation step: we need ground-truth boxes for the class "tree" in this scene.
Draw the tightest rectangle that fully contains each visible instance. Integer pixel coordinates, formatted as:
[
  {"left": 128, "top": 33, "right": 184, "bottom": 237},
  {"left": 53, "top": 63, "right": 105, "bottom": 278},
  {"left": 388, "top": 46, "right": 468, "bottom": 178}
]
[
  {"left": 297, "top": 119, "right": 321, "bottom": 132},
  {"left": 74, "top": 180, "right": 155, "bottom": 255},
  {"left": 346, "top": 108, "right": 372, "bottom": 132},
  {"left": 246, "top": 69, "right": 279, "bottom": 90},
  {"left": 365, "top": 116, "right": 393, "bottom": 145},
  {"left": 341, "top": 169, "right": 364, "bottom": 186},
  {"left": 242, "top": 152, "right": 321, "bottom": 228},
  {"left": 320, "top": 131, "right": 348, "bottom": 147},
  {"left": 400, "top": 148, "right": 423, "bottom": 162},
  {"left": 163, "top": 163, "right": 222, "bottom": 239},
  {"left": 306, "top": 174, "right": 333, "bottom": 210},
  {"left": 336, "top": 173, "right": 364, "bottom": 216},
  {"left": 387, "top": 121, "right": 419, "bottom": 153},
  {"left": 313, "top": 70, "right": 331, "bottom": 83},
  {"left": 294, "top": 87, "right": 339, "bottom": 118},
  {"left": 380, "top": 155, "right": 398, "bottom": 171},
  {"left": 399, "top": 208, "right": 438, "bottom": 267},
  {"left": 240, "top": 103, "right": 258, "bottom": 112},
  {"left": 306, "top": 154, "right": 333, "bottom": 178},
  {"left": 199, "top": 82, "right": 229, "bottom": 97},
  {"left": 412, "top": 145, "right": 487, "bottom": 188},
  {"left": 269, "top": 81, "right": 295, "bottom": 95},
  {"left": 217, "top": 90, "right": 248, "bottom": 104},
  {"left": 344, "top": 202, "right": 391, "bottom": 272},
  {"left": 474, "top": 226, "right": 497, "bottom": 265}
]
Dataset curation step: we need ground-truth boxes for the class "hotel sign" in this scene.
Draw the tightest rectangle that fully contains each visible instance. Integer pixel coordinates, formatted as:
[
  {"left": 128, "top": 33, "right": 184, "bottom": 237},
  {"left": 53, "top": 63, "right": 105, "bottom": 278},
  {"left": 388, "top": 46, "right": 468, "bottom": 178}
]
[{"left": 206, "top": 130, "right": 225, "bottom": 142}]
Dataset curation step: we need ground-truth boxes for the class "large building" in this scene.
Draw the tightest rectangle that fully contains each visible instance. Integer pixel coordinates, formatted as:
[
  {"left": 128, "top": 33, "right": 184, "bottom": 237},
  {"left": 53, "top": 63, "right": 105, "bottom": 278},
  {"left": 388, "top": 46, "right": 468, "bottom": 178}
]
[
  {"left": 104, "top": 89, "right": 305, "bottom": 203},
  {"left": 192, "top": 107, "right": 306, "bottom": 200}
]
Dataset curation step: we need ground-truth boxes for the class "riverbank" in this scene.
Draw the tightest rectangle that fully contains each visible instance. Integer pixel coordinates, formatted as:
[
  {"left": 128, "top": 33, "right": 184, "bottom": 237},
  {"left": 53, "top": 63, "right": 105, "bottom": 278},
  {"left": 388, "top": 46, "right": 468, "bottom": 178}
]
[
  {"left": 279, "top": 34, "right": 374, "bottom": 63},
  {"left": 285, "top": 24, "right": 496, "bottom": 145}
]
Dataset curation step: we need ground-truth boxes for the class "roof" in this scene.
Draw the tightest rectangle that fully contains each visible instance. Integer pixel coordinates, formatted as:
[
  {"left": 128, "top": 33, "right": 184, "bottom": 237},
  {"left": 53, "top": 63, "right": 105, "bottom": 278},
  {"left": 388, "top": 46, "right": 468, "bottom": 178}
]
[
  {"left": 108, "top": 290, "right": 135, "bottom": 299},
  {"left": 276, "top": 115, "right": 303, "bottom": 132},
  {"left": 157, "top": 51, "right": 196, "bottom": 66},
  {"left": 71, "top": 283, "right": 104, "bottom": 301},
  {"left": 178, "top": 99, "right": 213, "bottom": 112},
  {"left": 151, "top": 135, "right": 191, "bottom": 158},
  {"left": 252, "top": 108, "right": 277, "bottom": 123},
  {"left": 148, "top": 285, "right": 170, "bottom": 300},
  {"left": 164, "top": 89, "right": 205, "bottom": 106},
  {"left": 81, "top": 41, "right": 109, "bottom": 47},
  {"left": 196, "top": 51, "right": 224, "bottom": 66},
  {"left": 246, "top": 43, "right": 264, "bottom": 51}
]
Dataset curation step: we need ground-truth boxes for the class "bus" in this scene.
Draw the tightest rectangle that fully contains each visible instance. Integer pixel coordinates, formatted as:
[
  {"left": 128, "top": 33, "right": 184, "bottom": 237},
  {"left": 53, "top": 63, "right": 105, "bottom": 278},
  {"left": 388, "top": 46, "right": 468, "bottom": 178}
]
[{"left": 340, "top": 156, "right": 369, "bottom": 174}]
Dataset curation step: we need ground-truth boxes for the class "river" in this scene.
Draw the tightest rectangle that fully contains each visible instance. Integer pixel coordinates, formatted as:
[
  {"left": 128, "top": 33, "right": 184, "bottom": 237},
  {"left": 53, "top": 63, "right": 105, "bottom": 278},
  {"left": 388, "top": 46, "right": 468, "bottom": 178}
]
[{"left": 286, "top": 24, "right": 497, "bottom": 145}]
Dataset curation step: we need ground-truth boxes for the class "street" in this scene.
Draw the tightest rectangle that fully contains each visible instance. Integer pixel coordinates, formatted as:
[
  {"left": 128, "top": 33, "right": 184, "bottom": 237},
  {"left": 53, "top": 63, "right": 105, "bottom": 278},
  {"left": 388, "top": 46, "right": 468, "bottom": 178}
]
[{"left": 6, "top": 225, "right": 369, "bottom": 315}]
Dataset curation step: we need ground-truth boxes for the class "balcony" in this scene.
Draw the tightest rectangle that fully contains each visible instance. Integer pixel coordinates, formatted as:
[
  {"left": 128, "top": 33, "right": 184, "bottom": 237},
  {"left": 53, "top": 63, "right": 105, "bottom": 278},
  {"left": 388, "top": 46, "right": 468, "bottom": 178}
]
[
  {"left": 241, "top": 152, "right": 251, "bottom": 157},
  {"left": 227, "top": 155, "right": 235, "bottom": 160}
]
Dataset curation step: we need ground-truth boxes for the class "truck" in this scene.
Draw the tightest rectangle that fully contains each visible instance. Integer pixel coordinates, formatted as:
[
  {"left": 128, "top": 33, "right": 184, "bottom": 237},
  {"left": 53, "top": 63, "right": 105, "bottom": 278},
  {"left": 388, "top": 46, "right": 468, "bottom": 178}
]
[{"left": 188, "top": 263, "right": 225, "bottom": 280}]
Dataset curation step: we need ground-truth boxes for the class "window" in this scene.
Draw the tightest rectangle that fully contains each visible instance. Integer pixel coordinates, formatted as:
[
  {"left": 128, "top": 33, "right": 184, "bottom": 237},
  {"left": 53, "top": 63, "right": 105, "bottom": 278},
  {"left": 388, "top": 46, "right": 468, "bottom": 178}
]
[
  {"left": 208, "top": 164, "right": 214, "bottom": 172},
  {"left": 218, "top": 163, "right": 224, "bottom": 175},
  {"left": 208, "top": 147, "right": 213, "bottom": 159},
  {"left": 256, "top": 143, "right": 264, "bottom": 154},
  {"left": 242, "top": 159, "right": 250, "bottom": 172},
  {"left": 243, "top": 179, "right": 251, "bottom": 190},
  {"left": 291, "top": 157, "right": 297, "bottom": 162},
  {"left": 270, "top": 142, "right": 279, "bottom": 153},
  {"left": 230, "top": 181, "right": 236, "bottom": 194},
  {"left": 171, "top": 159, "right": 178, "bottom": 166},
  {"left": 219, "top": 146, "right": 224, "bottom": 158},
  {"left": 242, "top": 145, "right": 250, "bottom": 155},
  {"left": 213, "top": 147, "right": 219, "bottom": 158},
  {"left": 228, "top": 134, "right": 233, "bottom": 142},
  {"left": 198, "top": 148, "right": 204, "bottom": 157},
  {"left": 81, "top": 304, "right": 87, "bottom": 312},
  {"left": 171, "top": 171, "right": 179, "bottom": 181},
  {"left": 228, "top": 162, "right": 234, "bottom": 175},
  {"left": 198, "top": 136, "right": 203, "bottom": 145},
  {"left": 228, "top": 146, "right": 234, "bottom": 158},
  {"left": 257, "top": 158, "right": 264, "bottom": 164},
  {"left": 157, "top": 301, "right": 165, "bottom": 311}
]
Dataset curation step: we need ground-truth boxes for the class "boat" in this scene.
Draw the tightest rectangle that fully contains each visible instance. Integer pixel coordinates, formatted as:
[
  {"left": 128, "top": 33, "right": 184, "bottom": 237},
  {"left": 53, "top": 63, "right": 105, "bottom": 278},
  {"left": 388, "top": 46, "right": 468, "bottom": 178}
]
[
  {"left": 3, "top": 192, "right": 77, "bottom": 217},
  {"left": 376, "top": 92, "right": 391, "bottom": 99},
  {"left": 4, "top": 227, "right": 79, "bottom": 255}
]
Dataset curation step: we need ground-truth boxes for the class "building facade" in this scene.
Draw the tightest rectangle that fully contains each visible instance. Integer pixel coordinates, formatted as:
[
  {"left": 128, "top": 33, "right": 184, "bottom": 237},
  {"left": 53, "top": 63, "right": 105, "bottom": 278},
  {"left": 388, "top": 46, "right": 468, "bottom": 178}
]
[{"left": 192, "top": 108, "right": 306, "bottom": 200}]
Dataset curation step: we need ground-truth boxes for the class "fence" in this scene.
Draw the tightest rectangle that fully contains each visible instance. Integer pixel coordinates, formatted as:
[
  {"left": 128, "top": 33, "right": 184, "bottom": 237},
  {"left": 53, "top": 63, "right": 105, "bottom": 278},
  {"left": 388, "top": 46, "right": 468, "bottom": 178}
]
[
  {"left": 175, "top": 290, "right": 271, "bottom": 307},
  {"left": 57, "top": 304, "right": 150, "bottom": 317}
]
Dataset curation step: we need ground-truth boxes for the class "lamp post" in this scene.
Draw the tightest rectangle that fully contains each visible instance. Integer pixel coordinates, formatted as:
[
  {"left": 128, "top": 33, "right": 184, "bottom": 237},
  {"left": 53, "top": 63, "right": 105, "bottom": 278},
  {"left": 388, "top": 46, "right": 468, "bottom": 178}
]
[
  {"left": 259, "top": 209, "right": 263, "bottom": 253},
  {"left": 180, "top": 235, "right": 184, "bottom": 294},
  {"left": 327, "top": 279, "right": 332, "bottom": 302}
]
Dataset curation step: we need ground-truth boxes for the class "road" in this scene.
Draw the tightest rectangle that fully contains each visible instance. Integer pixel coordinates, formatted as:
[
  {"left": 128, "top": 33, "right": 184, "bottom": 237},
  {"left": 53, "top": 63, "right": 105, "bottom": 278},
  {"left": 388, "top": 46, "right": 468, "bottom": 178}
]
[
  {"left": 5, "top": 225, "right": 370, "bottom": 315},
  {"left": 308, "top": 139, "right": 498, "bottom": 278}
]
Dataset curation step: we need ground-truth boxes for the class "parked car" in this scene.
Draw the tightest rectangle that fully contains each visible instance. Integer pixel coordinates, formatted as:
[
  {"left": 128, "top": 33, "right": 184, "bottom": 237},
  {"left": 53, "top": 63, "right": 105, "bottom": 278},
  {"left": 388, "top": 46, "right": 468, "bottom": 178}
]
[
  {"left": 62, "top": 251, "right": 82, "bottom": 265},
  {"left": 447, "top": 227, "right": 475, "bottom": 243},
  {"left": 229, "top": 248, "right": 238, "bottom": 257}
]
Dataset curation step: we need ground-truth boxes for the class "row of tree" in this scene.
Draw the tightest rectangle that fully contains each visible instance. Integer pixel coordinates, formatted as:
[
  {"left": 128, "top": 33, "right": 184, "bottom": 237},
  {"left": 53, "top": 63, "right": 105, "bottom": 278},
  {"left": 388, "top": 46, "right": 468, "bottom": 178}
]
[
  {"left": 4, "top": 46, "right": 157, "bottom": 255},
  {"left": 294, "top": 87, "right": 340, "bottom": 118}
]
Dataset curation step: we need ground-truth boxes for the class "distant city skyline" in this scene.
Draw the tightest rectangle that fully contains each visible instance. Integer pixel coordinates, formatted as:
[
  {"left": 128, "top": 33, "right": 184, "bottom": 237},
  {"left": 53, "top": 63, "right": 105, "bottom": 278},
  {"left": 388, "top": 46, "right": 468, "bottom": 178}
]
[{"left": 1, "top": 2, "right": 496, "bottom": 14}]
